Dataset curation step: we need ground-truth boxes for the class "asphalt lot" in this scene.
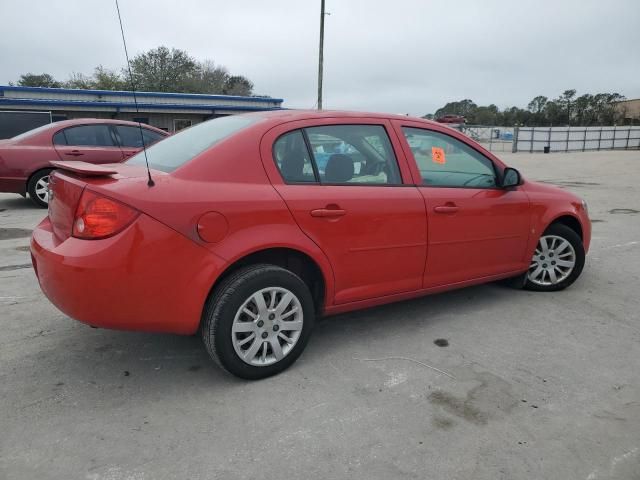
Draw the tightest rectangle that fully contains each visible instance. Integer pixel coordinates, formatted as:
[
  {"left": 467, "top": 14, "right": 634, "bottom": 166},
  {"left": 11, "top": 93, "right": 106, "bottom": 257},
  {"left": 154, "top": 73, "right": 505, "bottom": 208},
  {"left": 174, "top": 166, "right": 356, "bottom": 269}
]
[{"left": 1, "top": 150, "right": 639, "bottom": 480}]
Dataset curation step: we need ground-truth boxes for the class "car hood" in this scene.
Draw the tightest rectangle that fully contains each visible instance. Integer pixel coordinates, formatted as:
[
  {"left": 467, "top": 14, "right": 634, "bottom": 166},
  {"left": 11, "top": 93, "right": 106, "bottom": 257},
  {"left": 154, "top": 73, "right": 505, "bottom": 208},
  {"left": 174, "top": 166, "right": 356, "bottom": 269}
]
[{"left": 523, "top": 179, "right": 583, "bottom": 202}]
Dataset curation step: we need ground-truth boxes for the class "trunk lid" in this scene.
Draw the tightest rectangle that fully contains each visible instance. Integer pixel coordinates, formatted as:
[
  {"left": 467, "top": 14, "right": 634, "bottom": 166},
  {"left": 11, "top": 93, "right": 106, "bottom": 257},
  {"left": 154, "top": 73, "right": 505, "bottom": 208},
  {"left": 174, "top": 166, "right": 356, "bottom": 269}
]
[{"left": 48, "top": 162, "right": 152, "bottom": 241}]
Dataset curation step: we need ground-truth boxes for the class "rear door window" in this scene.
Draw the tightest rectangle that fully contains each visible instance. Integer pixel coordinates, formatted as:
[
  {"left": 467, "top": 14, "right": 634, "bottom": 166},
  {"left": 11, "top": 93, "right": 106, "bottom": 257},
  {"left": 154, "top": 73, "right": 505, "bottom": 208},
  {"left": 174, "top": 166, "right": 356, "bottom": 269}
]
[
  {"left": 303, "top": 125, "right": 402, "bottom": 185},
  {"left": 273, "top": 130, "right": 318, "bottom": 183},
  {"left": 55, "top": 125, "right": 116, "bottom": 147}
]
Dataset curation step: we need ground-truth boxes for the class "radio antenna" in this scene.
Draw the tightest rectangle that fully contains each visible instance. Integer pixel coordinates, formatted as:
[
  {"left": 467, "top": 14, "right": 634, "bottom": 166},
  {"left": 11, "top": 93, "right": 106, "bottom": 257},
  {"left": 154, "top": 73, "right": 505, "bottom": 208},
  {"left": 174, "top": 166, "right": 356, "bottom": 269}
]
[{"left": 115, "top": 0, "right": 154, "bottom": 187}]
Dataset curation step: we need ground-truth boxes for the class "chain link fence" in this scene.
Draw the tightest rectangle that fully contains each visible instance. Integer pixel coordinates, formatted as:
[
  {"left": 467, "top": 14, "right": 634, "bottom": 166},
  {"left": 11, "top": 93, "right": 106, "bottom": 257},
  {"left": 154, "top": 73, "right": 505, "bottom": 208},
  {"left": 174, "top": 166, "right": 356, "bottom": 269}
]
[{"left": 512, "top": 126, "right": 640, "bottom": 153}]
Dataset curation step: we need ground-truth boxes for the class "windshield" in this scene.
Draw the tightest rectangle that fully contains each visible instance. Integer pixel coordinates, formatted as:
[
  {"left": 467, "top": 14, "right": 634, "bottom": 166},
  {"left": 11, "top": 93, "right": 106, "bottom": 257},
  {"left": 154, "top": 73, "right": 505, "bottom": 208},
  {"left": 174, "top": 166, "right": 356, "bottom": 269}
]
[{"left": 127, "top": 115, "right": 260, "bottom": 173}]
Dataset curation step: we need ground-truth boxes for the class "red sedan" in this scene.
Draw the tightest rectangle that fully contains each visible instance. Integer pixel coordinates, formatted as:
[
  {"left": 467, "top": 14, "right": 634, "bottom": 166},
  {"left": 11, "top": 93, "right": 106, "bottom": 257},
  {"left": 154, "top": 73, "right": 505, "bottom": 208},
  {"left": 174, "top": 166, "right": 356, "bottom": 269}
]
[
  {"left": 0, "top": 118, "right": 168, "bottom": 207},
  {"left": 31, "top": 110, "right": 590, "bottom": 379},
  {"left": 435, "top": 114, "right": 466, "bottom": 124}
]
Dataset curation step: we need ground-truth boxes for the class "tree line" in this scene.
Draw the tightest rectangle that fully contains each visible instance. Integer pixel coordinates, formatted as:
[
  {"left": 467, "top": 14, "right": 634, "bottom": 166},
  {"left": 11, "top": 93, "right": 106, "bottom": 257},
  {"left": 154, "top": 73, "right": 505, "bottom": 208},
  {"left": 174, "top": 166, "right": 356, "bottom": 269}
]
[
  {"left": 10, "top": 46, "right": 257, "bottom": 96},
  {"left": 426, "top": 90, "right": 628, "bottom": 126}
]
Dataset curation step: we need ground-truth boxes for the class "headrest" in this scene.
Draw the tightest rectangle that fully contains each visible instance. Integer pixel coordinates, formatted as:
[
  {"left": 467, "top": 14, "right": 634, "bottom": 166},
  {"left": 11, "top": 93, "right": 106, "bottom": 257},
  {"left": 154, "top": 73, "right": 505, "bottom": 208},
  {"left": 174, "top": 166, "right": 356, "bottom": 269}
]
[{"left": 325, "top": 154, "right": 354, "bottom": 183}]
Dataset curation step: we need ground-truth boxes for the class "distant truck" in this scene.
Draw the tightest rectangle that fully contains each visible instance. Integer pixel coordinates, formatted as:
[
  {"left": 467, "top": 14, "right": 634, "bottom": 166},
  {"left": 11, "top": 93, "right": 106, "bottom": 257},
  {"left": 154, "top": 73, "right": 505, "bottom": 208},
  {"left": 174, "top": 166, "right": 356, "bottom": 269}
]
[
  {"left": 0, "top": 110, "right": 52, "bottom": 139},
  {"left": 435, "top": 114, "right": 466, "bottom": 124}
]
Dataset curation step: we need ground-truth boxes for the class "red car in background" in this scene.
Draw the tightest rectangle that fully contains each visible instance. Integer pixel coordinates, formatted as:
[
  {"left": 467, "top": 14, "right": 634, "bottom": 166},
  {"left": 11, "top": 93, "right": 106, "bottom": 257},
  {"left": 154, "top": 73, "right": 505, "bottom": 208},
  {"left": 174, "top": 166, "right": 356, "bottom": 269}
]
[
  {"left": 435, "top": 114, "right": 466, "bottom": 124},
  {"left": 31, "top": 110, "right": 590, "bottom": 379},
  {"left": 0, "top": 119, "right": 168, "bottom": 206}
]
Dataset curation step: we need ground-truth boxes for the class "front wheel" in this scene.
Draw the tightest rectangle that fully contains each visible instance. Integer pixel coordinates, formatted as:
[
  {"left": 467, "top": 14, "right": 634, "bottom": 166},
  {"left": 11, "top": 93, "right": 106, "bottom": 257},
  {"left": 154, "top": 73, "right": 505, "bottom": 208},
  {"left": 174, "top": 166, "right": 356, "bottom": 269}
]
[
  {"left": 201, "top": 264, "right": 315, "bottom": 379},
  {"left": 27, "top": 169, "right": 53, "bottom": 208},
  {"left": 524, "top": 223, "right": 585, "bottom": 292}
]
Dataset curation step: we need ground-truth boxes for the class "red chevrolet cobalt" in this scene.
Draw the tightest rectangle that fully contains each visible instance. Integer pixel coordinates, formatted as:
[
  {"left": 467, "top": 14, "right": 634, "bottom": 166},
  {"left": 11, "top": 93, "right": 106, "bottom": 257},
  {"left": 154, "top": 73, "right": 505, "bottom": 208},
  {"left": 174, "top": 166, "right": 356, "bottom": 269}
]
[{"left": 31, "top": 111, "right": 590, "bottom": 379}]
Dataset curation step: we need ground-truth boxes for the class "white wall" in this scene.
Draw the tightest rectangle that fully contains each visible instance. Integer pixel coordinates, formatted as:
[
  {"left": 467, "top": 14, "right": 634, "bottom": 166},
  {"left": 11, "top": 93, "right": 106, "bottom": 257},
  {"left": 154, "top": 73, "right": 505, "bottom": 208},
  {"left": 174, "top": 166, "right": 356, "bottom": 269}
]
[{"left": 515, "top": 126, "right": 640, "bottom": 152}]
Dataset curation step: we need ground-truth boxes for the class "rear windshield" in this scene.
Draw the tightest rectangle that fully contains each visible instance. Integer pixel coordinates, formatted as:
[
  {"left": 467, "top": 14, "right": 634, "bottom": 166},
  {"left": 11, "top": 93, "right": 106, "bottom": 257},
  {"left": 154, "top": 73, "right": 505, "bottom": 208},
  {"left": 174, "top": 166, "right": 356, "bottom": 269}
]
[
  {"left": 10, "top": 123, "right": 55, "bottom": 141},
  {"left": 127, "top": 115, "right": 259, "bottom": 173}
]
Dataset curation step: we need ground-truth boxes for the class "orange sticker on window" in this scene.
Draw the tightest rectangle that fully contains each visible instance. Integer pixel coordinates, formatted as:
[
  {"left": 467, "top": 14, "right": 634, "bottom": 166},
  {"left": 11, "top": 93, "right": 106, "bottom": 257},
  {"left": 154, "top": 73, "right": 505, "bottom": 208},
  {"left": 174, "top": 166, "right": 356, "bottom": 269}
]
[{"left": 432, "top": 146, "right": 446, "bottom": 164}]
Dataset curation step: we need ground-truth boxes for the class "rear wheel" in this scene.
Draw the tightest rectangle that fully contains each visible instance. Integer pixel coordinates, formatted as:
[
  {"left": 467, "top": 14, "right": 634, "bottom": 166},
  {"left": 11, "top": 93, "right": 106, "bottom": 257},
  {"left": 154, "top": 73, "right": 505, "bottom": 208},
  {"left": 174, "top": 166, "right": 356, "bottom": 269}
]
[
  {"left": 524, "top": 223, "right": 585, "bottom": 291},
  {"left": 27, "top": 169, "right": 53, "bottom": 208},
  {"left": 201, "top": 264, "right": 315, "bottom": 379}
]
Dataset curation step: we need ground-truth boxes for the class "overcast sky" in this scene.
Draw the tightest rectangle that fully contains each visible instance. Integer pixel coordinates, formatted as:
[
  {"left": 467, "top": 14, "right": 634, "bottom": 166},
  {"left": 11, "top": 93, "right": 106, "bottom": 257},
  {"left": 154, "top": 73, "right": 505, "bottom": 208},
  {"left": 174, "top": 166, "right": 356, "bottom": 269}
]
[{"left": 1, "top": 0, "right": 639, "bottom": 115}]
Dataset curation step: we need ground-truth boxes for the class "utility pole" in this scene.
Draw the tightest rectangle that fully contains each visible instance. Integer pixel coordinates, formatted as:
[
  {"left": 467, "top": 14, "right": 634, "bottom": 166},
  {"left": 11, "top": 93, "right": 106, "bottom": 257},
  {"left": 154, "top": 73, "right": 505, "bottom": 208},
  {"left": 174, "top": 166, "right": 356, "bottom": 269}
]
[{"left": 317, "top": 0, "right": 325, "bottom": 110}]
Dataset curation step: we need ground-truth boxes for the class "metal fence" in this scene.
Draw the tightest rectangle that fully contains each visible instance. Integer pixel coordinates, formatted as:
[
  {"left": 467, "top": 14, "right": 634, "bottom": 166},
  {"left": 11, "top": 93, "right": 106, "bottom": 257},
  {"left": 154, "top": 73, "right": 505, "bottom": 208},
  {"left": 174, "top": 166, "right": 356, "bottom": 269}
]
[
  {"left": 456, "top": 125, "right": 514, "bottom": 152},
  {"left": 513, "top": 126, "right": 640, "bottom": 153}
]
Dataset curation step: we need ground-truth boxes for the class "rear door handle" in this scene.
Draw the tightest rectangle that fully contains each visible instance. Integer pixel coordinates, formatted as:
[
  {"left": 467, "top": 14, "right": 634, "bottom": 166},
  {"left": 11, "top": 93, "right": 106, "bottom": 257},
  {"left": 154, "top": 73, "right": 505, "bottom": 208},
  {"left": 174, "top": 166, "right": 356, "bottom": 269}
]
[
  {"left": 65, "top": 150, "right": 84, "bottom": 157},
  {"left": 310, "top": 208, "right": 346, "bottom": 218},
  {"left": 434, "top": 204, "right": 459, "bottom": 214}
]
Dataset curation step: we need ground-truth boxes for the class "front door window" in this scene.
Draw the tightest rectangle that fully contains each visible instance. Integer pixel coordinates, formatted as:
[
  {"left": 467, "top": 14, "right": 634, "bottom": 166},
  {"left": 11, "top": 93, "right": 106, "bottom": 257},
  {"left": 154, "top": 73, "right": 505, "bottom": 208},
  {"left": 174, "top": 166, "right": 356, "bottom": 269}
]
[{"left": 402, "top": 127, "right": 497, "bottom": 188}]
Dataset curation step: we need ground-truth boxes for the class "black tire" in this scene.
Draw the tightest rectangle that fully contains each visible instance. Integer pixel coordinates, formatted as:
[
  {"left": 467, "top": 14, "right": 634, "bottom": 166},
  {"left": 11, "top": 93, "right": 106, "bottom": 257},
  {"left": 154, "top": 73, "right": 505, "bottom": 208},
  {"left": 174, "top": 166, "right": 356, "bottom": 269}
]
[
  {"left": 524, "top": 223, "right": 585, "bottom": 292},
  {"left": 201, "top": 264, "right": 315, "bottom": 380},
  {"left": 27, "top": 169, "right": 53, "bottom": 208},
  {"left": 497, "top": 271, "right": 528, "bottom": 289}
]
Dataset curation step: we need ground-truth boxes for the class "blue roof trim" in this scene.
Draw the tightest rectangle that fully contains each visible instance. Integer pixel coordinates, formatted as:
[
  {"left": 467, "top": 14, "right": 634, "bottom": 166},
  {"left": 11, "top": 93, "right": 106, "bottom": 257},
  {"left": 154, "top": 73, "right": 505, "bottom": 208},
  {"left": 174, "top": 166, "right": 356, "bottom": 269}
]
[
  {"left": 0, "top": 85, "right": 283, "bottom": 104},
  {"left": 0, "top": 98, "right": 282, "bottom": 112}
]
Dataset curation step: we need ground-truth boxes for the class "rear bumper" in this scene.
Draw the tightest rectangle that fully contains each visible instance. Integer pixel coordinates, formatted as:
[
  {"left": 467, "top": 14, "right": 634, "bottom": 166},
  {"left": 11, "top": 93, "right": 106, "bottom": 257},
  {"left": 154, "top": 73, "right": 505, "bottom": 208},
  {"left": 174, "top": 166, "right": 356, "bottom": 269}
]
[
  {"left": 0, "top": 176, "right": 26, "bottom": 195},
  {"left": 30, "top": 215, "right": 224, "bottom": 334}
]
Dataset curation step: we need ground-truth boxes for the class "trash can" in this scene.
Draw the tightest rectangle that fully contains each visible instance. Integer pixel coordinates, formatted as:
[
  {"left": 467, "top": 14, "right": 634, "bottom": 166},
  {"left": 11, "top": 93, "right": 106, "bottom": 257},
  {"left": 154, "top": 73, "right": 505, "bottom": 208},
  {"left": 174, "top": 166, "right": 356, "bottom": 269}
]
[{"left": 543, "top": 146, "right": 550, "bottom": 154}]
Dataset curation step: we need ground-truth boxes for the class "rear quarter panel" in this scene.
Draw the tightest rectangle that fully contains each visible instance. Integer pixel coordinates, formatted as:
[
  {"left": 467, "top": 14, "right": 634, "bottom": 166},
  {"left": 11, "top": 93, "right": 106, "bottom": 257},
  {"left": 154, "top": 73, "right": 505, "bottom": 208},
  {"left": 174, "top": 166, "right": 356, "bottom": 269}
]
[
  {"left": 0, "top": 144, "right": 60, "bottom": 193},
  {"left": 87, "top": 128, "right": 338, "bottom": 309}
]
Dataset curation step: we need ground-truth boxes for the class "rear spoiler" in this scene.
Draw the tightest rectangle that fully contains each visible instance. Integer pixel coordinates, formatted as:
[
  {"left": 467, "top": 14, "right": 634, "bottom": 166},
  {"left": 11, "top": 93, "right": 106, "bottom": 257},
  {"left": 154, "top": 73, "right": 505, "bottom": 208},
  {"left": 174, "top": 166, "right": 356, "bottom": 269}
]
[{"left": 50, "top": 161, "right": 117, "bottom": 176}]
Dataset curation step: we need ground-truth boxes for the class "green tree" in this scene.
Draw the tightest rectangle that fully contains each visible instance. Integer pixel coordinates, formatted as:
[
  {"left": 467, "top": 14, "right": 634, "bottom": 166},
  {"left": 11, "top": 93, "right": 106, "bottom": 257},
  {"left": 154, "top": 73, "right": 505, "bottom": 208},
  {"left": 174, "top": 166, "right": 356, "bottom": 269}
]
[
  {"left": 593, "top": 93, "right": 625, "bottom": 124},
  {"left": 555, "top": 89, "right": 577, "bottom": 125},
  {"left": 92, "top": 66, "right": 126, "bottom": 90},
  {"left": 426, "top": 90, "right": 628, "bottom": 127},
  {"left": 17, "top": 73, "right": 61, "bottom": 88},
  {"left": 12, "top": 47, "right": 255, "bottom": 96},
  {"left": 434, "top": 99, "right": 477, "bottom": 119},
  {"left": 543, "top": 100, "right": 562, "bottom": 125},
  {"left": 127, "top": 46, "right": 198, "bottom": 92},
  {"left": 223, "top": 75, "right": 254, "bottom": 96},
  {"left": 471, "top": 104, "right": 499, "bottom": 125},
  {"left": 573, "top": 94, "right": 594, "bottom": 126},
  {"left": 186, "top": 60, "right": 229, "bottom": 94},
  {"left": 64, "top": 72, "right": 94, "bottom": 89},
  {"left": 64, "top": 66, "right": 125, "bottom": 90},
  {"left": 527, "top": 96, "right": 548, "bottom": 115}
]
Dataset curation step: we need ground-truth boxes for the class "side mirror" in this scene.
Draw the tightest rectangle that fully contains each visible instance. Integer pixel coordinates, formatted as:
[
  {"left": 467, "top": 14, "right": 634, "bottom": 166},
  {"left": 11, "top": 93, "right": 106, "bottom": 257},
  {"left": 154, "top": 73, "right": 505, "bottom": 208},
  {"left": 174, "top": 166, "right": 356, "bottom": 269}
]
[{"left": 502, "top": 167, "right": 522, "bottom": 188}]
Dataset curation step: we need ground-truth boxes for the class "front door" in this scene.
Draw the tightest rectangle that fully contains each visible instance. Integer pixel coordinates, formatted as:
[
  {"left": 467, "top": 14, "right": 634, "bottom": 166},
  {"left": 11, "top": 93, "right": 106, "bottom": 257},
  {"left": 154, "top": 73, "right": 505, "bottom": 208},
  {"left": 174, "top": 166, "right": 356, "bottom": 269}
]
[
  {"left": 393, "top": 122, "right": 531, "bottom": 287},
  {"left": 262, "top": 121, "right": 427, "bottom": 305},
  {"left": 53, "top": 124, "right": 124, "bottom": 163}
]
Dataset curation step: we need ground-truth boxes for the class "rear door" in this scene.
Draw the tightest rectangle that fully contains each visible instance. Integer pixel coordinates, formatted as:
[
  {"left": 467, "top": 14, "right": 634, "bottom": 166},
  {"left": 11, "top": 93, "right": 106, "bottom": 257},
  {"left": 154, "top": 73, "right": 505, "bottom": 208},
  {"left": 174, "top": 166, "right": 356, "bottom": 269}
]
[
  {"left": 53, "top": 124, "right": 124, "bottom": 163},
  {"left": 113, "top": 125, "right": 167, "bottom": 160},
  {"left": 392, "top": 120, "right": 531, "bottom": 287},
  {"left": 261, "top": 119, "right": 427, "bottom": 305}
]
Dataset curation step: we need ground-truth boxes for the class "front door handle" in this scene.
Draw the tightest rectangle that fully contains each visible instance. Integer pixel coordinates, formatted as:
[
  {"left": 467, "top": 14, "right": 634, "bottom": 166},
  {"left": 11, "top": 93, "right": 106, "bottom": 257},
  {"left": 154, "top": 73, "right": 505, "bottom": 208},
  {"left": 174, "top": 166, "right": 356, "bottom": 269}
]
[
  {"left": 434, "top": 204, "right": 459, "bottom": 214},
  {"left": 65, "top": 150, "right": 84, "bottom": 157},
  {"left": 310, "top": 208, "right": 346, "bottom": 218}
]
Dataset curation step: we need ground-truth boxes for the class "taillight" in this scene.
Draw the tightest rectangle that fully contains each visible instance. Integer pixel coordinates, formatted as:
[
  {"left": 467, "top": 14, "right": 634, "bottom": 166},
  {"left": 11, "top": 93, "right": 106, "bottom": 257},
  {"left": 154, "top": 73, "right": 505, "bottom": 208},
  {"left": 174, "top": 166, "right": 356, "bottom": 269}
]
[{"left": 72, "top": 190, "right": 139, "bottom": 240}]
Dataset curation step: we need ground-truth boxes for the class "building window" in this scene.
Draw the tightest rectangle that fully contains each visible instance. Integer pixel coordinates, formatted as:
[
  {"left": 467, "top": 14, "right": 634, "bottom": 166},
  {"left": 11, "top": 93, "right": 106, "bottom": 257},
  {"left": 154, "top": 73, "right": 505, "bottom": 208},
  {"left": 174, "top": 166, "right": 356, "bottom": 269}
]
[{"left": 173, "top": 119, "right": 192, "bottom": 132}]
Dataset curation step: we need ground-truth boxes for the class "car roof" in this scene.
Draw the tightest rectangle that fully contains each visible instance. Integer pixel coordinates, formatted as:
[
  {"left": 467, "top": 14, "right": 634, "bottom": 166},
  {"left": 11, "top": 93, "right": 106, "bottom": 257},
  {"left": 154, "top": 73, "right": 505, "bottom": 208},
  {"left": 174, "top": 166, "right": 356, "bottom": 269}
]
[
  {"left": 46, "top": 118, "right": 168, "bottom": 132},
  {"left": 8, "top": 117, "right": 168, "bottom": 144},
  {"left": 246, "top": 109, "right": 440, "bottom": 127}
]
